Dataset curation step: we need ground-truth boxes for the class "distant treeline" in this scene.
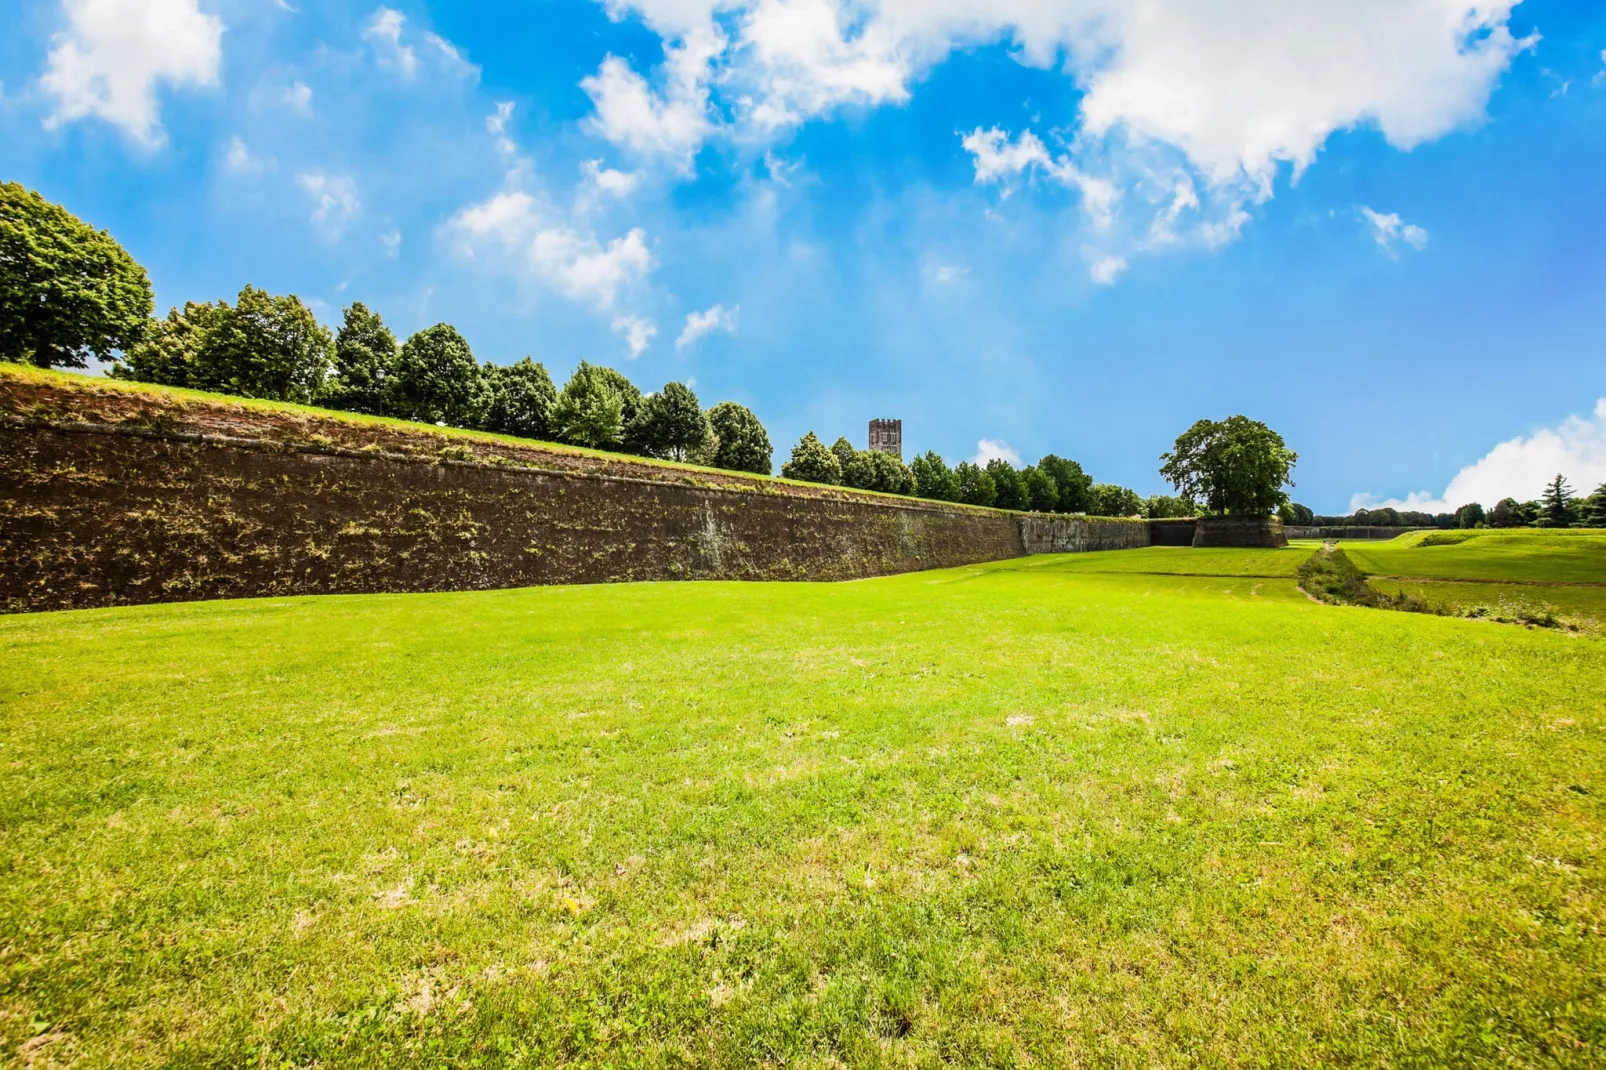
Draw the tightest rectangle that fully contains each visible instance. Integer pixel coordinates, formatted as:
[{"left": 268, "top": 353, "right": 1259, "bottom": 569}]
[
  {"left": 1290, "top": 473, "right": 1606, "bottom": 530},
  {"left": 775, "top": 430, "right": 1186, "bottom": 517}
]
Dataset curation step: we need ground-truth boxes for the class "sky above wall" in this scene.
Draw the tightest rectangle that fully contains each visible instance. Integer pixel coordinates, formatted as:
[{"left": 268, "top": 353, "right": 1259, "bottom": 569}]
[{"left": 3, "top": 0, "right": 1604, "bottom": 512}]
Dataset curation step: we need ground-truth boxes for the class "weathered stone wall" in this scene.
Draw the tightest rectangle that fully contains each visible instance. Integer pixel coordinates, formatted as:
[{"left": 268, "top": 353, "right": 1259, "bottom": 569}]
[
  {"left": 1148, "top": 518, "right": 1198, "bottom": 546},
  {"left": 1, "top": 421, "right": 1030, "bottom": 613},
  {"left": 1019, "top": 515, "right": 1150, "bottom": 554},
  {"left": 1285, "top": 526, "right": 1431, "bottom": 541},
  {"left": 1193, "top": 515, "right": 1288, "bottom": 548}
]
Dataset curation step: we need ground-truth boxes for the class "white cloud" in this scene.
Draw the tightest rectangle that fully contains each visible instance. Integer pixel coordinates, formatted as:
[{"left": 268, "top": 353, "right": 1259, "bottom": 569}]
[
  {"left": 364, "top": 7, "right": 416, "bottom": 76},
  {"left": 296, "top": 172, "right": 360, "bottom": 238},
  {"left": 675, "top": 303, "right": 739, "bottom": 349},
  {"left": 1360, "top": 206, "right": 1430, "bottom": 255},
  {"left": 581, "top": 159, "right": 640, "bottom": 198},
  {"left": 612, "top": 315, "right": 658, "bottom": 358},
  {"left": 1087, "top": 253, "right": 1127, "bottom": 285},
  {"left": 1353, "top": 400, "right": 1606, "bottom": 514},
  {"left": 380, "top": 227, "right": 402, "bottom": 257},
  {"left": 41, "top": 0, "right": 224, "bottom": 145},
  {"left": 926, "top": 262, "right": 963, "bottom": 285},
  {"left": 282, "top": 80, "right": 312, "bottom": 115},
  {"left": 599, "top": 0, "right": 1529, "bottom": 273},
  {"left": 486, "top": 100, "right": 516, "bottom": 155},
  {"left": 972, "top": 439, "right": 1021, "bottom": 467},
  {"left": 1594, "top": 50, "right": 1606, "bottom": 88},
  {"left": 223, "top": 134, "right": 269, "bottom": 173},
  {"left": 581, "top": 25, "right": 722, "bottom": 173},
  {"left": 447, "top": 191, "right": 653, "bottom": 310},
  {"left": 423, "top": 31, "right": 477, "bottom": 75}
]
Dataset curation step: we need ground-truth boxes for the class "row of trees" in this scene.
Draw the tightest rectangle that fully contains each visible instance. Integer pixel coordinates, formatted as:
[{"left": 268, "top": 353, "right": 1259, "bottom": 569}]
[
  {"left": 775, "top": 430, "right": 1189, "bottom": 516},
  {"left": 1294, "top": 475, "right": 1606, "bottom": 530},
  {"left": 108, "top": 293, "right": 776, "bottom": 472}
]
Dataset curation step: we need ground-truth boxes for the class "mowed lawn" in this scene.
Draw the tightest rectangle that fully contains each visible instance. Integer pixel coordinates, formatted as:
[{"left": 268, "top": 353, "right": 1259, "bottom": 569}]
[
  {"left": 1344, "top": 532, "right": 1606, "bottom": 624},
  {"left": 2, "top": 552, "right": 1603, "bottom": 1067}
]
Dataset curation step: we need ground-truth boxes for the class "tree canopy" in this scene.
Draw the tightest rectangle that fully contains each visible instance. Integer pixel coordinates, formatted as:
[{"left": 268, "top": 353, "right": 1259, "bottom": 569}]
[
  {"left": 955, "top": 461, "right": 997, "bottom": 507},
  {"left": 550, "top": 361, "right": 626, "bottom": 449},
  {"left": 0, "top": 182, "right": 153, "bottom": 369},
  {"left": 1159, "top": 416, "right": 1297, "bottom": 517},
  {"left": 322, "top": 302, "right": 397, "bottom": 416},
  {"left": 629, "top": 381, "right": 710, "bottom": 461},
  {"left": 386, "top": 323, "right": 484, "bottom": 426},
  {"left": 483, "top": 358, "right": 557, "bottom": 440},
  {"left": 706, "top": 402, "right": 773, "bottom": 475},
  {"left": 780, "top": 431, "right": 841, "bottom": 484},
  {"left": 1037, "top": 455, "right": 1093, "bottom": 514}
]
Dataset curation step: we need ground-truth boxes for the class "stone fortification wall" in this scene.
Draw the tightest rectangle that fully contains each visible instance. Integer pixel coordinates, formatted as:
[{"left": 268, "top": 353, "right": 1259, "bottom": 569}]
[
  {"left": 1019, "top": 515, "right": 1150, "bottom": 554},
  {"left": 1148, "top": 518, "right": 1198, "bottom": 546},
  {"left": 1193, "top": 515, "right": 1289, "bottom": 548}
]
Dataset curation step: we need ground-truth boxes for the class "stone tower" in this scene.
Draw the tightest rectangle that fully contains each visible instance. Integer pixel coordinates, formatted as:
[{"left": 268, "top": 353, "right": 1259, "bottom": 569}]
[{"left": 868, "top": 419, "right": 902, "bottom": 460}]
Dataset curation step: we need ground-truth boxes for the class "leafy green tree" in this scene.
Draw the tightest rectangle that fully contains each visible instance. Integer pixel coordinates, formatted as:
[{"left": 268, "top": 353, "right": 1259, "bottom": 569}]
[
  {"left": 200, "top": 286, "right": 333, "bottom": 402},
  {"left": 1024, "top": 466, "right": 1060, "bottom": 512},
  {"left": 1145, "top": 493, "right": 1197, "bottom": 519},
  {"left": 839, "top": 447, "right": 877, "bottom": 490},
  {"left": 987, "top": 459, "right": 1027, "bottom": 510},
  {"left": 1089, "top": 484, "right": 1144, "bottom": 517},
  {"left": 1455, "top": 502, "right": 1486, "bottom": 529},
  {"left": 110, "top": 300, "right": 228, "bottom": 386},
  {"left": 1539, "top": 474, "right": 1577, "bottom": 527},
  {"left": 1037, "top": 455, "right": 1093, "bottom": 513},
  {"left": 592, "top": 365, "right": 643, "bottom": 429},
  {"left": 955, "top": 461, "right": 997, "bottom": 507},
  {"left": 706, "top": 402, "right": 772, "bottom": 475},
  {"left": 858, "top": 449, "right": 913, "bottom": 494},
  {"left": 1581, "top": 483, "right": 1606, "bottom": 527},
  {"left": 550, "top": 361, "right": 626, "bottom": 448},
  {"left": 1288, "top": 502, "right": 1315, "bottom": 525},
  {"left": 910, "top": 450, "right": 961, "bottom": 501},
  {"left": 386, "top": 323, "right": 485, "bottom": 426},
  {"left": 483, "top": 358, "right": 556, "bottom": 439},
  {"left": 0, "top": 182, "right": 154, "bottom": 368},
  {"left": 830, "top": 436, "right": 858, "bottom": 474},
  {"left": 322, "top": 302, "right": 397, "bottom": 415},
  {"left": 780, "top": 431, "right": 841, "bottom": 484},
  {"left": 628, "top": 381, "right": 711, "bottom": 461},
  {"left": 1159, "top": 416, "right": 1297, "bottom": 516},
  {"left": 1487, "top": 498, "right": 1524, "bottom": 528}
]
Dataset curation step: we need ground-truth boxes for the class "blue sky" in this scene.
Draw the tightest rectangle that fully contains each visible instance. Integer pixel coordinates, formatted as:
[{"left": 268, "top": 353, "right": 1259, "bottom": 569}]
[{"left": 4, "top": 0, "right": 1605, "bottom": 511}]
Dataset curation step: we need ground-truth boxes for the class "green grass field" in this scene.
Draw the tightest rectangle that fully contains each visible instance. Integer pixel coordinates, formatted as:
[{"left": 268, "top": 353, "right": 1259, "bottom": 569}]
[
  {"left": 4, "top": 549, "right": 1604, "bottom": 1066},
  {"left": 1340, "top": 531, "right": 1606, "bottom": 626}
]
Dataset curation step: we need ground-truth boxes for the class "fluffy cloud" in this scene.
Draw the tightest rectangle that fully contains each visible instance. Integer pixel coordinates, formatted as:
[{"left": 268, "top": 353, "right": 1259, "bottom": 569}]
[
  {"left": 447, "top": 191, "right": 653, "bottom": 310},
  {"left": 363, "top": 8, "right": 416, "bottom": 76},
  {"left": 581, "top": 159, "right": 640, "bottom": 198},
  {"left": 612, "top": 314, "right": 658, "bottom": 357},
  {"left": 282, "top": 80, "right": 313, "bottom": 115},
  {"left": 595, "top": 0, "right": 1529, "bottom": 272},
  {"left": 581, "top": 25, "right": 722, "bottom": 173},
  {"left": 1361, "top": 206, "right": 1430, "bottom": 255},
  {"left": 1354, "top": 400, "right": 1606, "bottom": 513},
  {"left": 224, "top": 134, "right": 270, "bottom": 173},
  {"left": 296, "top": 172, "right": 360, "bottom": 238},
  {"left": 971, "top": 439, "right": 1021, "bottom": 466},
  {"left": 675, "top": 303, "right": 739, "bottom": 348},
  {"left": 41, "top": 0, "right": 224, "bottom": 145}
]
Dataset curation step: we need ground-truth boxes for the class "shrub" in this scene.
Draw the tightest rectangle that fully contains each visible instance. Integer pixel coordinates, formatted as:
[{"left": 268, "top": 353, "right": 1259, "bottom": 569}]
[
  {"left": 706, "top": 402, "right": 772, "bottom": 475},
  {"left": 0, "top": 182, "right": 153, "bottom": 369},
  {"left": 781, "top": 431, "right": 841, "bottom": 484}
]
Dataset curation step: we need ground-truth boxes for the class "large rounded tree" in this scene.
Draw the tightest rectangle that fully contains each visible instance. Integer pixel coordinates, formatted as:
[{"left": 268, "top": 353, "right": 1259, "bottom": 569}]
[
  {"left": 0, "top": 182, "right": 153, "bottom": 368},
  {"left": 1159, "top": 416, "right": 1297, "bottom": 516},
  {"left": 706, "top": 402, "right": 772, "bottom": 475},
  {"left": 386, "top": 323, "right": 485, "bottom": 426}
]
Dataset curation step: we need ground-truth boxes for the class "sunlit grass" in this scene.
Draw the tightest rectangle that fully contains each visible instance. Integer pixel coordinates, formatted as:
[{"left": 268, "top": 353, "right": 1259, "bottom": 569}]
[{"left": 2, "top": 557, "right": 1602, "bottom": 1066}]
